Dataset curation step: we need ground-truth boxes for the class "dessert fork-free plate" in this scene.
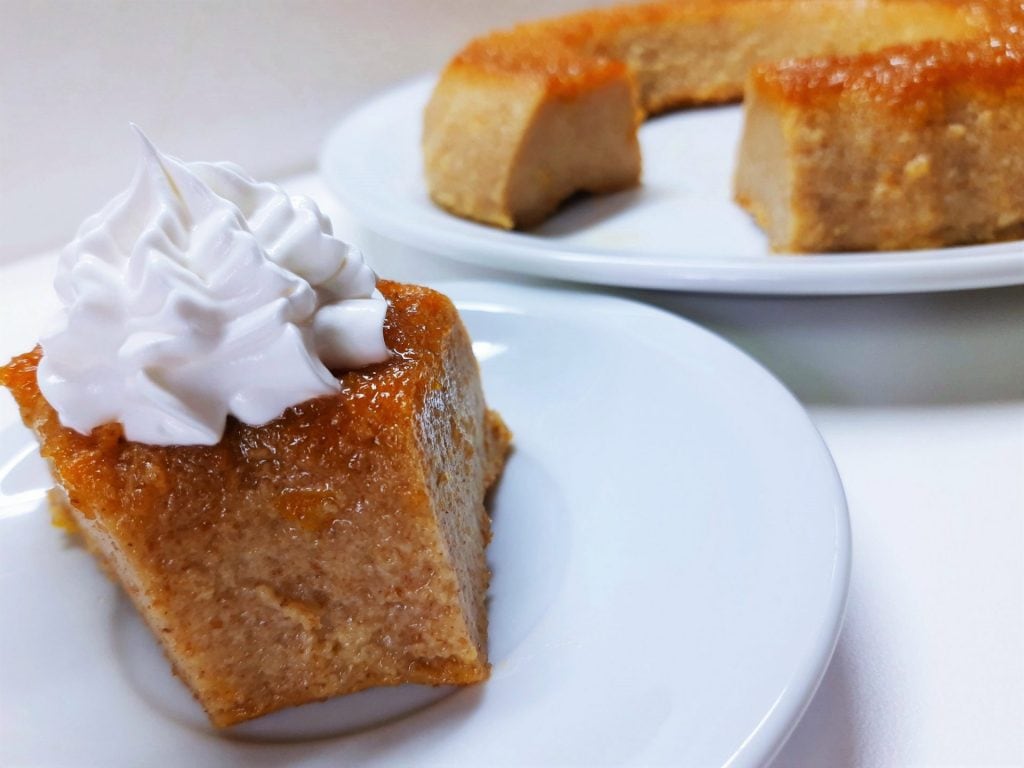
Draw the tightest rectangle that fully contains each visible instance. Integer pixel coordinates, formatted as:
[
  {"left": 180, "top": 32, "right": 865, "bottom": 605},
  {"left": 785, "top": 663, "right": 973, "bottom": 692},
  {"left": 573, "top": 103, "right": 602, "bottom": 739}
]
[
  {"left": 322, "top": 76, "right": 1024, "bottom": 295},
  {"left": 0, "top": 280, "right": 849, "bottom": 767}
]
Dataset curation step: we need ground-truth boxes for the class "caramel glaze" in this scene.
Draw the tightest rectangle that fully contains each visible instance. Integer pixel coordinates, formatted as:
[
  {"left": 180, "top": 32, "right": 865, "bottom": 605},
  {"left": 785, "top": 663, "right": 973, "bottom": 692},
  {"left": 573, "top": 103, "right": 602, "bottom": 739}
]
[
  {"left": 445, "top": 0, "right": 1006, "bottom": 109},
  {"left": 754, "top": 37, "right": 1024, "bottom": 109},
  {"left": 0, "top": 281, "right": 466, "bottom": 534},
  {"left": 450, "top": 31, "right": 629, "bottom": 98},
  {"left": 448, "top": 2, "right": 787, "bottom": 100}
]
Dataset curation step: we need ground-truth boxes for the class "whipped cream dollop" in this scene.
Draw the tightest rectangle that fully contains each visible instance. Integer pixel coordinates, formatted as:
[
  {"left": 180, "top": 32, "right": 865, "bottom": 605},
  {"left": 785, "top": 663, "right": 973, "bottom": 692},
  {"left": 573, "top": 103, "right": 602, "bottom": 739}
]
[{"left": 37, "top": 128, "right": 390, "bottom": 446}]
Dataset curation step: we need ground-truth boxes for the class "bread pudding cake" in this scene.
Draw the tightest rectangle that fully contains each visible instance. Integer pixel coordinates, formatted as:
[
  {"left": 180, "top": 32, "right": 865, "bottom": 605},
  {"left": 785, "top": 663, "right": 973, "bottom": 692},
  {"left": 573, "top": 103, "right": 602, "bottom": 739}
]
[
  {"left": 423, "top": 0, "right": 1024, "bottom": 253},
  {"left": 0, "top": 134, "right": 510, "bottom": 727}
]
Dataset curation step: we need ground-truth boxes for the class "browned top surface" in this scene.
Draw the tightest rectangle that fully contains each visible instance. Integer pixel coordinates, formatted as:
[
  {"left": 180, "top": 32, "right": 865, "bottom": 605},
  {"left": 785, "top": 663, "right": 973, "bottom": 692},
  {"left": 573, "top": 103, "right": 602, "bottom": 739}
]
[
  {"left": 449, "top": 31, "right": 629, "bottom": 95},
  {"left": 0, "top": 281, "right": 458, "bottom": 533},
  {"left": 514, "top": 0, "right": 991, "bottom": 36},
  {"left": 445, "top": 0, "right": 1006, "bottom": 98},
  {"left": 753, "top": 37, "right": 1024, "bottom": 106}
]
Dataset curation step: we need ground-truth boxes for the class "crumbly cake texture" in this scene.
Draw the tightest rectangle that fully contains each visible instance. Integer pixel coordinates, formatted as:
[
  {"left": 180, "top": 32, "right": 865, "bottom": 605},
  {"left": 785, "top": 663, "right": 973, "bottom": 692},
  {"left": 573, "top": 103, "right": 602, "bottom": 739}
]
[
  {"left": 422, "top": 0, "right": 1014, "bottom": 243},
  {"left": 0, "top": 281, "right": 511, "bottom": 728},
  {"left": 735, "top": 38, "right": 1024, "bottom": 251}
]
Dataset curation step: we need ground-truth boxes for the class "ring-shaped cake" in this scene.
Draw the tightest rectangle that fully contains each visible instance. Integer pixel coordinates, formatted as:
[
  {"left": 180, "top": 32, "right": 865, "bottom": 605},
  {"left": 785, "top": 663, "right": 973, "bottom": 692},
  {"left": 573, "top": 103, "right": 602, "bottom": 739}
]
[{"left": 423, "top": 0, "right": 1024, "bottom": 252}]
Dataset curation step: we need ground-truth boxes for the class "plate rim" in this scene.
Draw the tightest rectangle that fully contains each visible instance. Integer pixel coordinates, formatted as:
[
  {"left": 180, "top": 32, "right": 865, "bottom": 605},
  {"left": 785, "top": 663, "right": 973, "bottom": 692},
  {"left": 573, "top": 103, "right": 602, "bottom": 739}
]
[
  {"left": 320, "top": 75, "right": 1024, "bottom": 296},
  {"left": 440, "top": 279, "right": 852, "bottom": 767}
]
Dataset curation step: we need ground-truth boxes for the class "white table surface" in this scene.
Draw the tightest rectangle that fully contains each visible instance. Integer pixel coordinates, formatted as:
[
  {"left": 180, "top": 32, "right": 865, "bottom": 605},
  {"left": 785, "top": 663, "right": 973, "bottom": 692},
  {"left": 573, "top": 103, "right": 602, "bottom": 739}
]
[{"left": 1, "top": 173, "right": 1021, "bottom": 768}]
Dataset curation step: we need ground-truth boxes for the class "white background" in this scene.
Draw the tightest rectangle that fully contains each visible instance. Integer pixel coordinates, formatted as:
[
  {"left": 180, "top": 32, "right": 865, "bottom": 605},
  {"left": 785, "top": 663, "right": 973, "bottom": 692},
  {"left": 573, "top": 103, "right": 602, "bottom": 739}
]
[
  {"left": 0, "top": 0, "right": 608, "bottom": 260},
  {"left": 3, "top": 2, "right": 1023, "bottom": 766}
]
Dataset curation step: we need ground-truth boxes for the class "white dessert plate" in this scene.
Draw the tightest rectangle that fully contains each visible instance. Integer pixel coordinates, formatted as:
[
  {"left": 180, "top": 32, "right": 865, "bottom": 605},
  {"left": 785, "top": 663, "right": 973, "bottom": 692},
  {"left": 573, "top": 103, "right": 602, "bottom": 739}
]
[
  {"left": 321, "top": 76, "right": 1024, "bottom": 295},
  {"left": 0, "top": 281, "right": 849, "bottom": 767}
]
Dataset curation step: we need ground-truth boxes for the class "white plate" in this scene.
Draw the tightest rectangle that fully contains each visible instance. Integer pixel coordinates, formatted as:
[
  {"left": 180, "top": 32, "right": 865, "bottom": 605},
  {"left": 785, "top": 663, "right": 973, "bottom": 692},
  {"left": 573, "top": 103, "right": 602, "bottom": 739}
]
[
  {"left": 321, "top": 76, "right": 1024, "bottom": 295},
  {"left": 0, "top": 281, "right": 849, "bottom": 767}
]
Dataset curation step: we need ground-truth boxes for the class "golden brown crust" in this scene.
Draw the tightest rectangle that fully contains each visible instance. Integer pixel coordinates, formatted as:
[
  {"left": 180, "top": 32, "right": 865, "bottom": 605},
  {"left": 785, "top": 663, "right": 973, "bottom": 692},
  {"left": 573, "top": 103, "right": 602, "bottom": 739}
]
[
  {"left": 505, "top": 0, "right": 995, "bottom": 108},
  {"left": 1, "top": 281, "right": 511, "bottom": 727},
  {"left": 450, "top": 30, "right": 629, "bottom": 97},
  {"left": 753, "top": 38, "right": 1024, "bottom": 108}
]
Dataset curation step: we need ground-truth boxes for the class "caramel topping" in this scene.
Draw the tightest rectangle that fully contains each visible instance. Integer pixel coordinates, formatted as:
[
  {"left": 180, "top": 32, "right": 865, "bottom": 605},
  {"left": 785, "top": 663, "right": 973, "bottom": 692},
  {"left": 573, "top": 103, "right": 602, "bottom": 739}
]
[
  {"left": 0, "top": 282, "right": 459, "bottom": 533},
  {"left": 754, "top": 37, "right": 1024, "bottom": 107},
  {"left": 445, "top": 0, "right": 1016, "bottom": 104},
  {"left": 449, "top": 30, "right": 627, "bottom": 96}
]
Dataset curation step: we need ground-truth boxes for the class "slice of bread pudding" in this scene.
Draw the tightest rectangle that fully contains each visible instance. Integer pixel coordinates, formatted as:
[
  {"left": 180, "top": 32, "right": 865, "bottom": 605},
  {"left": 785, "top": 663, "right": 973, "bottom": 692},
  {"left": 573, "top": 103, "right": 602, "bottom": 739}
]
[{"left": 1, "top": 281, "right": 511, "bottom": 727}]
